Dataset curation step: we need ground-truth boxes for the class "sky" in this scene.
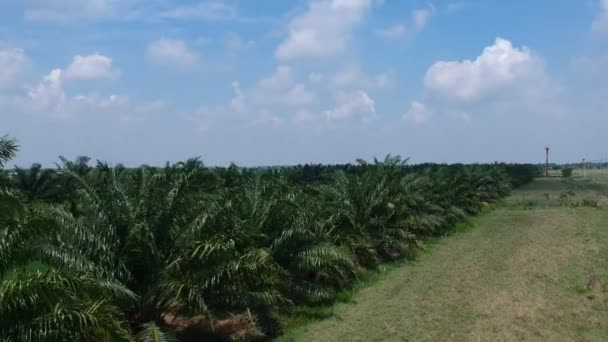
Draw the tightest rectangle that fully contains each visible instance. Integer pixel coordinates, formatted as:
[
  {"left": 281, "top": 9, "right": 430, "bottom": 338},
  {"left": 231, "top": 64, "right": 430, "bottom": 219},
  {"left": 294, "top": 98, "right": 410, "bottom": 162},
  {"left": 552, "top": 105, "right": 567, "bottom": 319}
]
[{"left": 1, "top": 0, "right": 608, "bottom": 167}]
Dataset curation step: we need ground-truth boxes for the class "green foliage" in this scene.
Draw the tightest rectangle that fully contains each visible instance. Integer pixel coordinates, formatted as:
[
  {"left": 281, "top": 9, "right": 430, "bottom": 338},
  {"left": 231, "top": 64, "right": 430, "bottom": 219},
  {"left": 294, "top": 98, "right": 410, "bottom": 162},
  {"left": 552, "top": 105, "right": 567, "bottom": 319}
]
[
  {"left": 136, "top": 322, "right": 176, "bottom": 342},
  {"left": 0, "top": 135, "right": 539, "bottom": 340},
  {"left": 0, "top": 135, "right": 18, "bottom": 167},
  {"left": 562, "top": 168, "right": 573, "bottom": 178}
]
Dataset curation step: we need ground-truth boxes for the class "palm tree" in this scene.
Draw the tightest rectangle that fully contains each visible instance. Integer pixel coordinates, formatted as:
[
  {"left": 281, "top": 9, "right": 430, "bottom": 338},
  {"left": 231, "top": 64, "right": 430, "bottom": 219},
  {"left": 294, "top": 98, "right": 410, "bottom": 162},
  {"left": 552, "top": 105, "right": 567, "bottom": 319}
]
[
  {"left": 0, "top": 136, "right": 17, "bottom": 168},
  {"left": 268, "top": 184, "right": 355, "bottom": 304},
  {"left": 0, "top": 137, "right": 135, "bottom": 341},
  {"left": 13, "top": 164, "right": 62, "bottom": 203},
  {"left": 320, "top": 156, "right": 417, "bottom": 268},
  {"left": 55, "top": 162, "right": 286, "bottom": 338}
]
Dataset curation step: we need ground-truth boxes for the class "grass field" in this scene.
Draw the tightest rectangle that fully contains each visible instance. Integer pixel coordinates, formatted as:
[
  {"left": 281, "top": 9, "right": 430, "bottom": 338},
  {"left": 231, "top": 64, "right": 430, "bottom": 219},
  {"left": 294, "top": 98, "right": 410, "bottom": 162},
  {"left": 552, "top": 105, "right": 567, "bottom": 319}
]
[{"left": 281, "top": 173, "right": 608, "bottom": 341}]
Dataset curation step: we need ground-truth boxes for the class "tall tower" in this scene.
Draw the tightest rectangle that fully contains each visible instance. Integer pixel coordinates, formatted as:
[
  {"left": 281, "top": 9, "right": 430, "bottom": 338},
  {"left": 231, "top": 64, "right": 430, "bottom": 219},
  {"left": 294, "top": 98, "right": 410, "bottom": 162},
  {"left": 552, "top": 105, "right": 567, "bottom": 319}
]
[{"left": 545, "top": 146, "right": 550, "bottom": 177}]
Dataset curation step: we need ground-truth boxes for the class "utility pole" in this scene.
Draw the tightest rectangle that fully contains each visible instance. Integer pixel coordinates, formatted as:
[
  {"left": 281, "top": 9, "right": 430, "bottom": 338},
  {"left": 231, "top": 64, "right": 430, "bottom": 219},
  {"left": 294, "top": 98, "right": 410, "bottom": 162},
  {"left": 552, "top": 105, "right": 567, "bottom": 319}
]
[
  {"left": 583, "top": 158, "right": 586, "bottom": 178},
  {"left": 545, "top": 146, "right": 550, "bottom": 177}
]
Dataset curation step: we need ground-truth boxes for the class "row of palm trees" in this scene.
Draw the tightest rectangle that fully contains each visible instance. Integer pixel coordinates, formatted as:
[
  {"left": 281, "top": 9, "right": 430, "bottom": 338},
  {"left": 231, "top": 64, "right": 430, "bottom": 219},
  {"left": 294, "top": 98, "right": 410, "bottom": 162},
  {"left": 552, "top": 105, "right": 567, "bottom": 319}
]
[{"left": 0, "top": 135, "right": 539, "bottom": 341}]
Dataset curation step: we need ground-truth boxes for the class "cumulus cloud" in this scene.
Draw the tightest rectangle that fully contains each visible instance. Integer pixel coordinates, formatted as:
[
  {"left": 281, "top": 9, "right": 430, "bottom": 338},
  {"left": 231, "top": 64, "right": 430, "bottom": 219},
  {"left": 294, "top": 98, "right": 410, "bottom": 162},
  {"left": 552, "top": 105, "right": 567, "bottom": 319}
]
[
  {"left": 64, "top": 54, "right": 119, "bottom": 81},
  {"left": 26, "top": 69, "right": 65, "bottom": 114},
  {"left": 22, "top": 68, "right": 127, "bottom": 119},
  {"left": 330, "top": 64, "right": 392, "bottom": 89},
  {"left": 403, "top": 101, "right": 432, "bottom": 123},
  {"left": 275, "top": 0, "right": 374, "bottom": 60},
  {"left": 376, "top": 5, "right": 434, "bottom": 39},
  {"left": 592, "top": 0, "right": 608, "bottom": 34},
  {"left": 0, "top": 47, "right": 28, "bottom": 88},
  {"left": 188, "top": 64, "right": 382, "bottom": 131},
  {"left": 416, "top": 37, "right": 562, "bottom": 122},
  {"left": 189, "top": 66, "right": 317, "bottom": 130},
  {"left": 0, "top": 52, "right": 131, "bottom": 119},
  {"left": 147, "top": 38, "right": 200, "bottom": 69},
  {"left": 250, "top": 66, "right": 317, "bottom": 107},
  {"left": 324, "top": 90, "right": 377, "bottom": 123},
  {"left": 229, "top": 81, "right": 247, "bottom": 114},
  {"left": 424, "top": 38, "right": 547, "bottom": 102}
]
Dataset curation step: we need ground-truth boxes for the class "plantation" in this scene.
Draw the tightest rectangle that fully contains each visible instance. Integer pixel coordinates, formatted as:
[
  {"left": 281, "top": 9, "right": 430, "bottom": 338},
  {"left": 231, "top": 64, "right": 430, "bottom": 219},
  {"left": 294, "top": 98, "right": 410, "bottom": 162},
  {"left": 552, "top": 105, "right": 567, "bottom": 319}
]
[{"left": 0, "top": 135, "right": 539, "bottom": 341}]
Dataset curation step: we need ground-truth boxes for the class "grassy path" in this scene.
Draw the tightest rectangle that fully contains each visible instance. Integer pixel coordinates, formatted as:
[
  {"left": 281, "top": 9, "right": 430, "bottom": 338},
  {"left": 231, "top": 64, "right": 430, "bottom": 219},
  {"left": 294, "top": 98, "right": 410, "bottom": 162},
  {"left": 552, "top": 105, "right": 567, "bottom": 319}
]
[{"left": 284, "top": 176, "right": 608, "bottom": 341}]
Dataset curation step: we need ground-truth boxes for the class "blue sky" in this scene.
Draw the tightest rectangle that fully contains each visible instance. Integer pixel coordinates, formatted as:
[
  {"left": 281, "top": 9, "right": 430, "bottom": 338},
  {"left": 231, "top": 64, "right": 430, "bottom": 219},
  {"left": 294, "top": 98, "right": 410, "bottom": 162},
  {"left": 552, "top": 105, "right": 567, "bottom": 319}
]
[{"left": 1, "top": 0, "right": 607, "bottom": 166}]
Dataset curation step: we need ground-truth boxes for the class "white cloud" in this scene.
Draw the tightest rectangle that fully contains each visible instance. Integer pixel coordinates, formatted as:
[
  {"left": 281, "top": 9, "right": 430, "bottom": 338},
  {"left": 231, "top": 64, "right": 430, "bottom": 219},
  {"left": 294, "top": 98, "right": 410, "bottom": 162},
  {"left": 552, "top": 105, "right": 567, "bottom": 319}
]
[
  {"left": 374, "top": 72, "right": 392, "bottom": 88},
  {"left": 424, "top": 38, "right": 546, "bottom": 102},
  {"left": 330, "top": 64, "right": 392, "bottom": 89},
  {"left": 229, "top": 81, "right": 246, "bottom": 114},
  {"left": 418, "top": 37, "right": 562, "bottom": 122},
  {"left": 24, "top": 0, "right": 119, "bottom": 22},
  {"left": 2, "top": 52, "right": 130, "bottom": 119},
  {"left": 376, "top": 5, "right": 434, "bottom": 40},
  {"left": 331, "top": 65, "right": 363, "bottom": 88},
  {"left": 376, "top": 24, "right": 406, "bottom": 39},
  {"left": 275, "top": 0, "right": 374, "bottom": 60},
  {"left": 403, "top": 101, "right": 432, "bottom": 123},
  {"left": 22, "top": 68, "right": 128, "bottom": 119},
  {"left": 250, "top": 66, "right": 317, "bottom": 107},
  {"left": 189, "top": 66, "right": 317, "bottom": 129},
  {"left": 146, "top": 38, "right": 200, "bottom": 69},
  {"left": 190, "top": 65, "right": 382, "bottom": 131},
  {"left": 324, "top": 90, "right": 377, "bottom": 123},
  {"left": 0, "top": 47, "right": 27, "bottom": 89},
  {"left": 592, "top": 0, "right": 608, "bottom": 34},
  {"left": 64, "top": 54, "right": 119, "bottom": 81},
  {"left": 412, "top": 7, "right": 433, "bottom": 31},
  {"left": 160, "top": 1, "right": 270, "bottom": 23},
  {"left": 23, "top": 0, "right": 270, "bottom": 24},
  {"left": 26, "top": 69, "right": 65, "bottom": 115}
]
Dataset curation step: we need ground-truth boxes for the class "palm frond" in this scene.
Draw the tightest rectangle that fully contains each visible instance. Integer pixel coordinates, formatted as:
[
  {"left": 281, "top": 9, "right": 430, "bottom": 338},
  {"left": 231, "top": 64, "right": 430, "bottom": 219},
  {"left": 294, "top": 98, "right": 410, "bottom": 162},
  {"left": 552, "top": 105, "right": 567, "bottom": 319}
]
[{"left": 136, "top": 322, "right": 176, "bottom": 342}]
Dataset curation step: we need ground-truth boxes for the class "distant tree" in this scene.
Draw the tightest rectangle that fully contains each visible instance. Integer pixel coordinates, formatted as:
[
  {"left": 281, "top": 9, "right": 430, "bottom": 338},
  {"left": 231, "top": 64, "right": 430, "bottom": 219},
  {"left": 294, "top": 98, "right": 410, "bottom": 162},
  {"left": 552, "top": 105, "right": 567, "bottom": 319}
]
[
  {"left": 562, "top": 168, "right": 573, "bottom": 178},
  {"left": 13, "top": 164, "right": 62, "bottom": 202}
]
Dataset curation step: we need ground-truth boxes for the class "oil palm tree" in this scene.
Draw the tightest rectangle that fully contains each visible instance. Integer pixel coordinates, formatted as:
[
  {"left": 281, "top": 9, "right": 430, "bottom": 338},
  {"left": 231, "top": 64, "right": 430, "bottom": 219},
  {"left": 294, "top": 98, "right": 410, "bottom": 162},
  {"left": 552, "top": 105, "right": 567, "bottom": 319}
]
[
  {"left": 1, "top": 137, "right": 135, "bottom": 341},
  {"left": 0, "top": 136, "right": 17, "bottom": 168},
  {"left": 321, "top": 156, "right": 417, "bottom": 268},
  {"left": 58, "top": 162, "right": 289, "bottom": 338},
  {"left": 13, "top": 164, "right": 63, "bottom": 203}
]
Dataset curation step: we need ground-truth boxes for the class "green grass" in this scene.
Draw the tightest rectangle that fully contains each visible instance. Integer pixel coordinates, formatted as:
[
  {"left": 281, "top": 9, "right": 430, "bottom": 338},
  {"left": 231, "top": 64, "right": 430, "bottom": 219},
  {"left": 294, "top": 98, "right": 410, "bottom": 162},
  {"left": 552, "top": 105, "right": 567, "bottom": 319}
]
[{"left": 279, "top": 175, "right": 608, "bottom": 341}]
